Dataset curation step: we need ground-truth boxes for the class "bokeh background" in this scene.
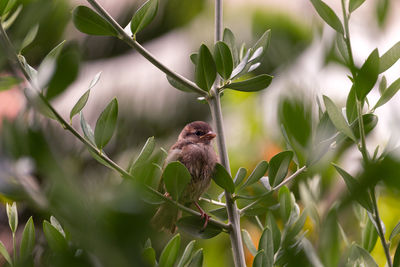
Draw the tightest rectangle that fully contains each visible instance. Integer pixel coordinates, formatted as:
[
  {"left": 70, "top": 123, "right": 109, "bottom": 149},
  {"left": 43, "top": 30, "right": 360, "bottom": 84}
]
[{"left": 1, "top": 0, "right": 400, "bottom": 266}]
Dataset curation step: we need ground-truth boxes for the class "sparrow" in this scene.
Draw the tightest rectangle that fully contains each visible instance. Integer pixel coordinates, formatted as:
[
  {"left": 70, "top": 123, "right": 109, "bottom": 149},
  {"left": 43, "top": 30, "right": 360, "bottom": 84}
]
[{"left": 151, "top": 121, "right": 218, "bottom": 233}]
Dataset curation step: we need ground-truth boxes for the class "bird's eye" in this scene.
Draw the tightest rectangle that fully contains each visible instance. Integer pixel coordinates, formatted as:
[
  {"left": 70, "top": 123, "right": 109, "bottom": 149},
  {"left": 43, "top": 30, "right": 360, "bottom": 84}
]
[{"left": 195, "top": 130, "right": 203, "bottom": 136}]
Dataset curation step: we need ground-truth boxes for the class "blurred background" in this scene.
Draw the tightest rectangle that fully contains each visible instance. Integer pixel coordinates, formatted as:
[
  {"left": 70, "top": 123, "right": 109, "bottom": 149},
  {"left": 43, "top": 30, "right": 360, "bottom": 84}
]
[{"left": 1, "top": 0, "right": 400, "bottom": 266}]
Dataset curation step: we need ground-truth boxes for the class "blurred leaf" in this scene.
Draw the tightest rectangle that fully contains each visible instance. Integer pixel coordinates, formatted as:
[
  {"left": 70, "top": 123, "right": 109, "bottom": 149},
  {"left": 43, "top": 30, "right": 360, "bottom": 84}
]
[
  {"left": 355, "top": 244, "right": 378, "bottom": 267},
  {"left": 43, "top": 220, "right": 68, "bottom": 253},
  {"left": 378, "top": 76, "right": 387, "bottom": 95},
  {"left": 0, "top": 241, "right": 11, "bottom": 265},
  {"left": 94, "top": 98, "right": 118, "bottom": 149},
  {"left": 353, "top": 49, "right": 379, "bottom": 101},
  {"left": 159, "top": 234, "right": 180, "bottom": 267},
  {"left": 258, "top": 227, "right": 274, "bottom": 267},
  {"left": 2, "top": 5, "right": 22, "bottom": 30},
  {"left": 250, "top": 29, "right": 271, "bottom": 63},
  {"left": 72, "top": 6, "right": 118, "bottom": 36},
  {"left": 0, "top": 76, "right": 20, "bottom": 91},
  {"left": 142, "top": 247, "right": 156, "bottom": 267},
  {"left": 346, "top": 87, "right": 357, "bottom": 123},
  {"left": 3, "top": 0, "right": 16, "bottom": 15},
  {"left": 80, "top": 112, "right": 95, "bottom": 145},
  {"left": 240, "top": 160, "right": 268, "bottom": 189},
  {"left": 362, "top": 216, "right": 378, "bottom": 252},
  {"left": 234, "top": 167, "right": 247, "bottom": 188},
  {"left": 42, "top": 40, "right": 66, "bottom": 63},
  {"left": 130, "top": 0, "right": 158, "bottom": 36},
  {"left": 309, "top": 0, "right": 344, "bottom": 34},
  {"left": 230, "top": 49, "right": 250, "bottom": 79},
  {"left": 320, "top": 208, "right": 339, "bottom": 267},
  {"left": 265, "top": 212, "right": 281, "bottom": 253},
  {"left": 70, "top": 90, "right": 90, "bottom": 121},
  {"left": 332, "top": 164, "right": 373, "bottom": 212},
  {"left": 20, "top": 217, "right": 35, "bottom": 259},
  {"left": 128, "top": 136, "right": 156, "bottom": 175},
  {"left": 195, "top": 44, "right": 216, "bottom": 91},
  {"left": 379, "top": 41, "right": 400, "bottom": 73},
  {"left": 190, "top": 53, "right": 198, "bottom": 65},
  {"left": 214, "top": 41, "right": 233, "bottom": 80},
  {"left": 376, "top": 0, "right": 390, "bottom": 28},
  {"left": 6, "top": 202, "right": 18, "bottom": 233},
  {"left": 390, "top": 221, "right": 400, "bottom": 241},
  {"left": 163, "top": 161, "right": 191, "bottom": 201},
  {"left": 176, "top": 216, "right": 222, "bottom": 239},
  {"left": 212, "top": 163, "right": 235, "bottom": 193},
  {"left": 223, "top": 28, "right": 239, "bottom": 65},
  {"left": 50, "top": 216, "right": 65, "bottom": 238},
  {"left": 336, "top": 34, "right": 349, "bottom": 64},
  {"left": 24, "top": 88, "right": 57, "bottom": 120},
  {"left": 349, "top": 0, "right": 365, "bottom": 13},
  {"left": 279, "top": 186, "right": 292, "bottom": 223},
  {"left": 269, "top": 151, "right": 293, "bottom": 187},
  {"left": 226, "top": 74, "right": 273, "bottom": 92},
  {"left": 18, "top": 55, "right": 38, "bottom": 84},
  {"left": 286, "top": 211, "right": 307, "bottom": 242},
  {"left": 323, "top": 95, "right": 356, "bottom": 141},
  {"left": 209, "top": 207, "right": 228, "bottom": 221},
  {"left": 188, "top": 249, "right": 203, "bottom": 267},
  {"left": 242, "top": 229, "right": 257, "bottom": 256},
  {"left": 20, "top": 24, "right": 39, "bottom": 52},
  {"left": 252, "top": 249, "right": 264, "bottom": 267},
  {"left": 167, "top": 75, "right": 192, "bottom": 92},
  {"left": 349, "top": 114, "right": 378, "bottom": 140},
  {"left": 0, "top": 0, "right": 10, "bottom": 15},
  {"left": 394, "top": 241, "right": 400, "bottom": 267},
  {"left": 176, "top": 240, "right": 196, "bottom": 267},
  {"left": 374, "top": 77, "right": 400, "bottom": 109}
]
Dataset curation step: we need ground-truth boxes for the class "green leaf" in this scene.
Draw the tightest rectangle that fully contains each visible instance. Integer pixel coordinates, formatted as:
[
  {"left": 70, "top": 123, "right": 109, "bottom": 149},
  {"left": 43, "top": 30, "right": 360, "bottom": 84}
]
[
  {"left": 362, "top": 216, "right": 378, "bottom": 252},
  {"left": 24, "top": 88, "right": 57, "bottom": 120},
  {"left": 250, "top": 29, "right": 271, "bottom": 63},
  {"left": 176, "top": 240, "right": 196, "bottom": 267},
  {"left": 234, "top": 167, "right": 247, "bottom": 188},
  {"left": 70, "top": 90, "right": 90, "bottom": 121},
  {"left": 349, "top": 0, "right": 365, "bottom": 13},
  {"left": 188, "top": 249, "right": 203, "bottom": 267},
  {"left": 252, "top": 249, "right": 264, "bottom": 267},
  {"left": 195, "top": 44, "right": 216, "bottom": 91},
  {"left": 2, "top": 5, "right": 22, "bottom": 30},
  {"left": 332, "top": 164, "right": 373, "bottom": 212},
  {"left": 353, "top": 49, "right": 380, "bottom": 100},
  {"left": 3, "top": 0, "right": 16, "bottom": 15},
  {"left": 223, "top": 28, "right": 239, "bottom": 66},
  {"left": 176, "top": 216, "right": 222, "bottom": 239},
  {"left": 265, "top": 212, "right": 281, "bottom": 253},
  {"left": 269, "top": 151, "right": 293, "bottom": 187},
  {"left": 163, "top": 161, "right": 191, "bottom": 201},
  {"left": 212, "top": 163, "right": 235, "bottom": 193},
  {"left": 130, "top": 0, "right": 158, "bottom": 36},
  {"left": 20, "top": 217, "right": 35, "bottom": 259},
  {"left": 190, "top": 53, "right": 198, "bottom": 65},
  {"left": 80, "top": 112, "right": 95, "bottom": 145},
  {"left": 159, "top": 234, "right": 180, "bottom": 267},
  {"left": 240, "top": 160, "right": 268, "bottom": 189},
  {"left": 50, "top": 216, "right": 65, "bottom": 238},
  {"left": 128, "top": 136, "right": 156, "bottom": 174},
  {"left": 346, "top": 87, "right": 357, "bottom": 123},
  {"left": 0, "top": 241, "right": 11, "bottom": 265},
  {"left": 242, "top": 229, "right": 257, "bottom": 256},
  {"left": 378, "top": 76, "right": 387, "bottom": 95},
  {"left": 43, "top": 220, "right": 68, "bottom": 253},
  {"left": 286, "top": 211, "right": 307, "bottom": 242},
  {"left": 214, "top": 41, "right": 233, "bottom": 80},
  {"left": 355, "top": 244, "right": 378, "bottom": 267},
  {"left": 94, "top": 98, "right": 118, "bottom": 149},
  {"left": 0, "top": 76, "right": 20, "bottom": 91},
  {"left": 394, "top": 241, "right": 400, "bottom": 267},
  {"left": 279, "top": 186, "right": 292, "bottom": 223},
  {"left": 258, "top": 227, "right": 274, "bottom": 267},
  {"left": 323, "top": 95, "right": 356, "bottom": 141},
  {"left": 6, "top": 202, "right": 18, "bottom": 233},
  {"left": 0, "top": 0, "right": 10, "bottom": 15},
  {"left": 320, "top": 208, "right": 340, "bottom": 267},
  {"left": 226, "top": 74, "right": 273, "bottom": 92},
  {"left": 309, "top": 0, "right": 344, "bottom": 34},
  {"left": 72, "top": 6, "right": 118, "bottom": 36},
  {"left": 336, "top": 34, "right": 349, "bottom": 64},
  {"left": 142, "top": 247, "right": 156, "bottom": 267},
  {"left": 374, "top": 77, "right": 400, "bottom": 109},
  {"left": 20, "top": 24, "right": 39, "bottom": 52},
  {"left": 390, "top": 221, "right": 400, "bottom": 241},
  {"left": 379, "top": 41, "right": 400, "bottom": 73},
  {"left": 209, "top": 207, "right": 228, "bottom": 221},
  {"left": 166, "top": 75, "right": 192, "bottom": 93}
]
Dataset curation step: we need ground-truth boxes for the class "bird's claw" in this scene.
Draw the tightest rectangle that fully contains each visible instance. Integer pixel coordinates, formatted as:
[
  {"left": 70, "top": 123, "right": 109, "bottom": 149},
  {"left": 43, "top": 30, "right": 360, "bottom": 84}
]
[{"left": 195, "top": 202, "right": 210, "bottom": 231}]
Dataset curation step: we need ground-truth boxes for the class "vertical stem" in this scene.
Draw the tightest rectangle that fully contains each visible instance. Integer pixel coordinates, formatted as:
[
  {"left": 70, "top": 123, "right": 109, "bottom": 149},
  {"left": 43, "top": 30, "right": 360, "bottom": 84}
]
[
  {"left": 356, "top": 99, "right": 370, "bottom": 162},
  {"left": 12, "top": 232, "right": 16, "bottom": 265},
  {"left": 209, "top": 1, "right": 246, "bottom": 266}
]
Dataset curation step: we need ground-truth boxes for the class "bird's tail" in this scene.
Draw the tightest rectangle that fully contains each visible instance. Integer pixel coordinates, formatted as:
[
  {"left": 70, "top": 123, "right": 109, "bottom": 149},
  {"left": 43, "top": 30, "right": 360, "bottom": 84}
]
[{"left": 151, "top": 201, "right": 181, "bottom": 233}]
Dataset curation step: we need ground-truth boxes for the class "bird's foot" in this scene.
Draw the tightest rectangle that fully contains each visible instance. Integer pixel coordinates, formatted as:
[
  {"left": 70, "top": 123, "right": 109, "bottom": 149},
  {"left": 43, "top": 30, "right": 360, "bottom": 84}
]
[{"left": 195, "top": 202, "right": 210, "bottom": 231}]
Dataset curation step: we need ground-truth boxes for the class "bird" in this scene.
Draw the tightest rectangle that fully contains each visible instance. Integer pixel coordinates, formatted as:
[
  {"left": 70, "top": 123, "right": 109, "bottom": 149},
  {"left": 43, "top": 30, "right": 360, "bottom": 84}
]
[{"left": 151, "top": 121, "right": 218, "bottom": 233}]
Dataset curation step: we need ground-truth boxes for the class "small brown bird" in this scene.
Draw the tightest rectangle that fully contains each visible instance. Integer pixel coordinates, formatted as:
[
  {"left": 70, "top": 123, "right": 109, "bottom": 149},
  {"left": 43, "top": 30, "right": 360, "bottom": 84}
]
[{"left": 151, "top": 121, "right": 218, "bottom": 233}]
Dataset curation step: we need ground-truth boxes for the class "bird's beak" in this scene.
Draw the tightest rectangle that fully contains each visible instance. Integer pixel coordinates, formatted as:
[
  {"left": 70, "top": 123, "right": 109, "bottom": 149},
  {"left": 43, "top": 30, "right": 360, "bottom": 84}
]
[{"left": 201, "top": 131, "right": 217, "bottom": 140}]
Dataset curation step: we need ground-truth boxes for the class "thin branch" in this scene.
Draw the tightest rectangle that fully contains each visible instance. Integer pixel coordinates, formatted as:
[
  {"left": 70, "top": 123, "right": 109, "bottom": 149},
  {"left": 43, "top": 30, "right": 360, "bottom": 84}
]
[
  {"left": 199, "top": 197, "right": 226, "bottom": 207},
  {"left": 85, "top": 0, "right": 207, "bottom": 97}
]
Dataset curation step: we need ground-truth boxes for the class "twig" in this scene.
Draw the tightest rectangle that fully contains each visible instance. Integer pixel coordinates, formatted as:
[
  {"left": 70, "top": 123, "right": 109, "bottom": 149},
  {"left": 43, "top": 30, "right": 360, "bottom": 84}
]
[{"left": 199, "top": 197, "right": 226, "bottom": 207}]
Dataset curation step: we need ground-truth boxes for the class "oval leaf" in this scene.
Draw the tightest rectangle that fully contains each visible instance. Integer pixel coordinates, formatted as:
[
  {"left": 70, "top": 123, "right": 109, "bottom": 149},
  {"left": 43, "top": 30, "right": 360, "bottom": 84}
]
[
  {"left": 362, "top": 216, "right": 378, "bottom": 252},
  {"left": 130, "top": 0, "right": 158, "bottom": 36},
  {"left": 188, "top": 249, "right": 203, "bottom": 267},
  {"left": 176, "top": 216, "right": 222, "bottom": 239},
  {"left": 167, "top": 75, "right": 193, "bottom": 93},
  {"left": 250, "top": 29, "right": 271, "bottom": 62},
  {"left": 142, "top": 247, "right": 156, "bottom": 266},
  {"left": 159, "top": 234, "right": 180, "bottom": 267},
  {"left": 240, "top": 161, "right": 269, "bottom": 189},
  {"left": 195, "top": 44, "right": 216, "bottom": 91},
  {"left": 346, "top": 87, "right": 357, "bottom": 123},
  {"left": 94, "top": 98, "right": 118, "bottom": 149},
  {"left": 323, "top": 95, "right": 356, "bottom": 141},
  {"left": 353, "top": 49, "right": 380, "bottom": 101},
  {"left": 212, "top": 163, "right": 235, "bottom": 193},
  {"left": 349, "top": 0, "right": 365, "bottom": 13},
  {"left": 20, "top": 217, "right": 35, "bottom": 259},
  {"left": 258, "top": 227, "right": 274, "bottom": 267},
  {"left": 223, "top": 28, "right": 239, "bottom": 66},
  {"left": 20, "top": 24, "right": 39, "bottom": 52},
  {"left": 227, "top": 74, "right": 273, "bottom": 92},
  {"left": 128, "top": 136, "right": 156, "bottom": 174},
  {"left": 390, "top": 221, "right": 400, "bottom": 241},
  {"left": 379, "top": 41, "right": 400, "bottom": 73},
  {"left": 309, "top": 0, "right": 344, "bottom": 34},
  {"left": 394, "top": 241, "right": 400, "bottom": 267},
  {"left": 214, "top": 41, "right": 233, "bottom": 80},
  {"left": 265, "top": 212, "right": 281, "bottom": 252},
  {"left": 163, "top": 161, "right": 191, "bottom": 201},
  {"left": 269, "top": 151, "right": 293, "bottom": 187},
  {"left": 234, "top": 167, "right": 247, "bottom": 188},
  {"left": 242, "top": 229, "right": 257, "bottom": 256},
  {"left": 6, "top": 202, "right": 18, "bottom": 233},
  {"left": 70, "top": 90, "right": 90, "bottom": 121},
  {"left": 43, "top": 221, "right": 68, "bottom": 253},
  {"left": 374, "top": 77, "right": 400, "bottom": 109},
  {"left": 252, "top": 249, "right": 264, "bottom": 267},
  {"left": 72, "top": 6, "right": 118, "bottom": 36},
  {"left": 379, "top": 76, "right": 387, "bottom": 95},
  {"left": 176, "top": 240, "right": 196, "bottom": 267},
  {"left": 279, "top": 186, "right": 292, "bottom": 223}
]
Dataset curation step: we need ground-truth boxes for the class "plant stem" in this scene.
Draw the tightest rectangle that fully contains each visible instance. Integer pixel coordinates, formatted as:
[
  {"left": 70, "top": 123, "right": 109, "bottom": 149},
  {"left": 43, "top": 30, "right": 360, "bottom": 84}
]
[
  {"left": 12, "top": 232, "right": 16, "bottom": 265},
  {"left": 370, "top": 188, "right": 392, "bottom": 267},
  {"left": 340, "top": 0, "right": 356, "bottom": 77},
  {"left": 199, "top": 197, "right": 226, "bottom": 207},
  {"left": 356, "top": 99, "right": 370, "bottom": 162},
  {"left": 85, "top": 0, "right": 207, "bottom": 97},
  {"left": 209, "top": 1, "right": 246, "bottom": 266}
]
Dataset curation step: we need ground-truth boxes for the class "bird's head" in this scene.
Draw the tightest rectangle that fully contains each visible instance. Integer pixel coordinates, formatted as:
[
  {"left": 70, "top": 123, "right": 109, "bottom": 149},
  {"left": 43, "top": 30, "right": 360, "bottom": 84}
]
[{"left": 178, "top": 121, "right": 216, "bottom": 144}]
